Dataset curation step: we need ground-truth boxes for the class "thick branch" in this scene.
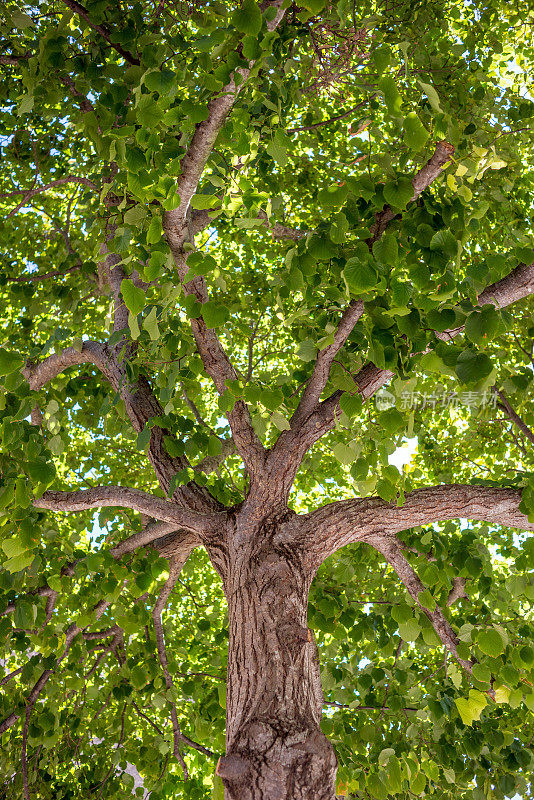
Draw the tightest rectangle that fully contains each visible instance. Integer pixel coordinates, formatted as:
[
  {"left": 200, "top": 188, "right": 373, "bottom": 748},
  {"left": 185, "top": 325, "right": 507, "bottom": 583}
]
[
  {"left": 23, "top": 341, "right": 108, "bottom": 391},
  {"left": 34, "top": 486, "right": 224, "bottom": 534},
  {"left": 300, "top": 261, "right": 534, "bottom": 452},
  {"left": 111, "top": 524, "right": 197, "bottom": 559},
  {"left": 161, "top": 3, "right": 286, "bottom": 479},
  {"left": 298, "top": 484, "right": 534, "bottom": 568},
  {"left": 257, "top": 210, "right": 306, "bottom": 240},
  {"left": 164, "top": 1, "right": 285, "bottom": 248},
  {"left": 267, "top": 144, "right": 456, "bottom": 495}
]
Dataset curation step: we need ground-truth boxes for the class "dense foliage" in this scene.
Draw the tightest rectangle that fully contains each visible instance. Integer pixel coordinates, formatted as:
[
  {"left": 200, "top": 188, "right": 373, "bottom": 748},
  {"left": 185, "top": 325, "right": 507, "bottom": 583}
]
[{"left": 0, "top": 0, "right": 534, "bottom": 798}]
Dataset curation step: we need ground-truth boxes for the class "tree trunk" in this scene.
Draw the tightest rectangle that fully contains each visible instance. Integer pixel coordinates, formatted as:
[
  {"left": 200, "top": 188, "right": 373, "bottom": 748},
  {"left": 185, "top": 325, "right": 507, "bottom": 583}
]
[{"left": 216, "top": 522, "right": 337, "bottom": 800}]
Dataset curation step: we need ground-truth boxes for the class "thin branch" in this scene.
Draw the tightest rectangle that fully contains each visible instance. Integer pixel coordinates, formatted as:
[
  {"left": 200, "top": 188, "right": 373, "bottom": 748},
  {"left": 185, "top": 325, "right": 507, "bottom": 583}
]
[
  {"left": 0, "top": 598, "right": 111, "bottom": 735},
  {"left": 22, "top": 705, "right": 32, "bottom": 800},
  {"left": 371, "top": 537, "right": 473, "bottom": 675},
  {"left": 153, "top": 561, "right": 188, "bottom": 777},
  {"left": 289, "top": 299, "right": 365, "bottom": 429},
  {"left": 61, "top": 0, "right": 140, "bottom": 65},
  {"left": 58, "top": 74, "right": 96, "bottom": 115},
  {"left": 0, "top": 666, "right": 24, "bottom": 687},
  {"left": 160, "top": 2, "right": 286, "bottom": 480},
  {"left": 164, "top": 0, "right": 286, "bottom": 247},
  {"left": 6, "top": 264, "right": 80, "bottom": 283},
  {"left": 256, "top": 210, "right": 307, "bottom": 240},
  {"left": 494, "top": 387, "right": 534, "bottom": 446},
  {"left": 447, "top": 577, "right": 468, "bottom": 607},
  {"left": 111, "top": 524, "right": 198, "bottom": 559},
  {"left": 0, "top": 52, "right": 31, "bottom": 66},
  {"left": 368, "top": 141, "right": 454, "bottom": 243},
  {"left": 1, "top": 176, "right": 98, "bottom": 218},
  {"left": 286, "top": 97, "right": 374, "bottom": 133}
]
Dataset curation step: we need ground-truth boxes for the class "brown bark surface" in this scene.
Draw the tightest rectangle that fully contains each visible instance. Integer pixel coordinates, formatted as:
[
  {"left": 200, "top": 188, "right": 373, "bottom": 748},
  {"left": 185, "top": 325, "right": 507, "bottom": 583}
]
[{"left": 215, "top": 513, "right": 337, "bottom": 800}]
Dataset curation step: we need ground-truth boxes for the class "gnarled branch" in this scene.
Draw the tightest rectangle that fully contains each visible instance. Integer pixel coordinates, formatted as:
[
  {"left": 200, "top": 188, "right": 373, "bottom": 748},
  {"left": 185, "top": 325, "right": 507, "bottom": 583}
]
[
  {"left": 298, "top": 484, "right": 534, "bottom": 569},
  {"left": 34, "top": 485, "right": 225, "bottom": 534},
  {"left": 23, "top": 341, "right": 109, "bottom": 391}
]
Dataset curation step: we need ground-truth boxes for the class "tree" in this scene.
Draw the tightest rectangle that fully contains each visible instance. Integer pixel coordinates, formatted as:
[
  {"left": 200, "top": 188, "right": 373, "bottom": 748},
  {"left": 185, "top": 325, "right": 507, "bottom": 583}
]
[{"left": 0, "top": 0, "right": 534, "bottom": 797}]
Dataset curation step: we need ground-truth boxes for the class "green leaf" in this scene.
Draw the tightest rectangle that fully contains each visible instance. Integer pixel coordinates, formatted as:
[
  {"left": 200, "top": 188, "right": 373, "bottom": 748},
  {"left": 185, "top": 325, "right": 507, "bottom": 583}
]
[
  {"left": 181, "top": 98, "right": 210, "bottom": 124},
  {"left": 379, "top": 76, "right": 402, "bottom": 116},
  {"left": 2, "top": 537, "right": 28, "bottom": 559},
  {"left": 417, "top": 589, "right": 436, "bottom": 611},
  {"left": 373, "top": 234, "right": 398, "bottom": 266},
  {"left": 455, "top": 349, "right": 493, "bottom": 384},
  {"left": 379, "top": 407, "right": 404, "bottom": 434},
  {"left": 0, "top": 348, "right": 24, "bottom": 376},
  {"left": 477, "top": 627, "right": 505, "bottom": 656},
  {"left": 398, "top": 618, "right": 421, "bottom": 642},
  {"left": 340, "top": 393, "right": 362, "bottom": 418},
  {"left": 5, "top": 552, "right": 34, "bottom": 574},
  {"left": 417, "top": 80, "right": 443, "bottom": 113},
  {"left": 455, "top": 689, "right": 487, "bottom": 725},
  {"left": 144, "top": 69, "right": 175, "bottom": 94},
  {"left": 367, "top": 773, "right": 388, "bottom": 800},
  {"left": 202, "top": 301, "right": 229, "bottom": 329},
  {"left": 232, "top": 0, "right": 263, "bottom": 36},
  {"left": 329, "top": 211, "right": 349, "bottom": 244},
  {"left": 190, "top": 193, "right": 218, "bottom": 210},
  {"left": 318, "top": 183, "right": 349, "bottom": 208},
  {"left": 343, "top": 259, "right": 378, "bottom": 293},
  {"left": 429, "top": 229, "right": 458, "bottom": 258},
  {"left": 465, "top": 305, "right": 500, "bottom": 345},
  {"left": 125, "top": 145, "right": 147, "bottom": 173},
  {"left": 212, "top": 775, "right": 225, "bottom": 800},
  {"left": 14, "top": 600, "right": 36, "bottom": 628},
  {"left": 307, "top": 234, "right": 337, "bottom": 261},
  {"left": 271, "top": 410, "right": 290, "bottom": 431},
  {"left": 121, "top": 279, "right": 146, "bottom": 316},
  {"left": 143, "top": 306, "right": 160, "bottom": 340},
  {"left": 9, "top": 9, "right": 34, "bottom": 27},
  {"left": 266, "top": 129, "right": 292, "bottom": 167},
  {"left": 27, "top": 460, "right": 56, "bottom": 486},
  {"left": 332, "top": 442, "right": 356, "bottom": 465},
  {"left": 296, "top": 340, "right": 316, "bottom": 362},
  {"left": 147, "top": 215, "right": 163, "bottom": 245},
  {"left": 383, "top": 178, "right": 413, "bottom": 209},
  {"left": 130, "top": 665, "right": 148, "bottom": 689},
  {"left": 136, "top": 94, "right": 164, "bottom": 128},
  {"left": 403, "top": 112, "right": 430, "bottom": 150}
]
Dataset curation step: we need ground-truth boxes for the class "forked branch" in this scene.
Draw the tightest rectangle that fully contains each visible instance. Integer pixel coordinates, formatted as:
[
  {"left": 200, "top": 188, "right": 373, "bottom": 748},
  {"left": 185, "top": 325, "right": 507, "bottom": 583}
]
[{"left": 299, "top": 260, "right": 534, "bottom": 451}]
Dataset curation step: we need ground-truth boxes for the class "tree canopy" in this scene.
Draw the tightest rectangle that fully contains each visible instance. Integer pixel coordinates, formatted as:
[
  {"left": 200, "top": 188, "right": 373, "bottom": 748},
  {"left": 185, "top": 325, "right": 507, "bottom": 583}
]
[{"left": 1, "top": 0, "right": 534, "bottom": 798}]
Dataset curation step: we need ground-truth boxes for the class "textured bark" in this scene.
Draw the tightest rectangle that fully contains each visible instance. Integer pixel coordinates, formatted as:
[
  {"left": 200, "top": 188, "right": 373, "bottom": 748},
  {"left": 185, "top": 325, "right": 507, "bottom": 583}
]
[{"left": 215, "top": 514, "right": 337, "bottom": 800}]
